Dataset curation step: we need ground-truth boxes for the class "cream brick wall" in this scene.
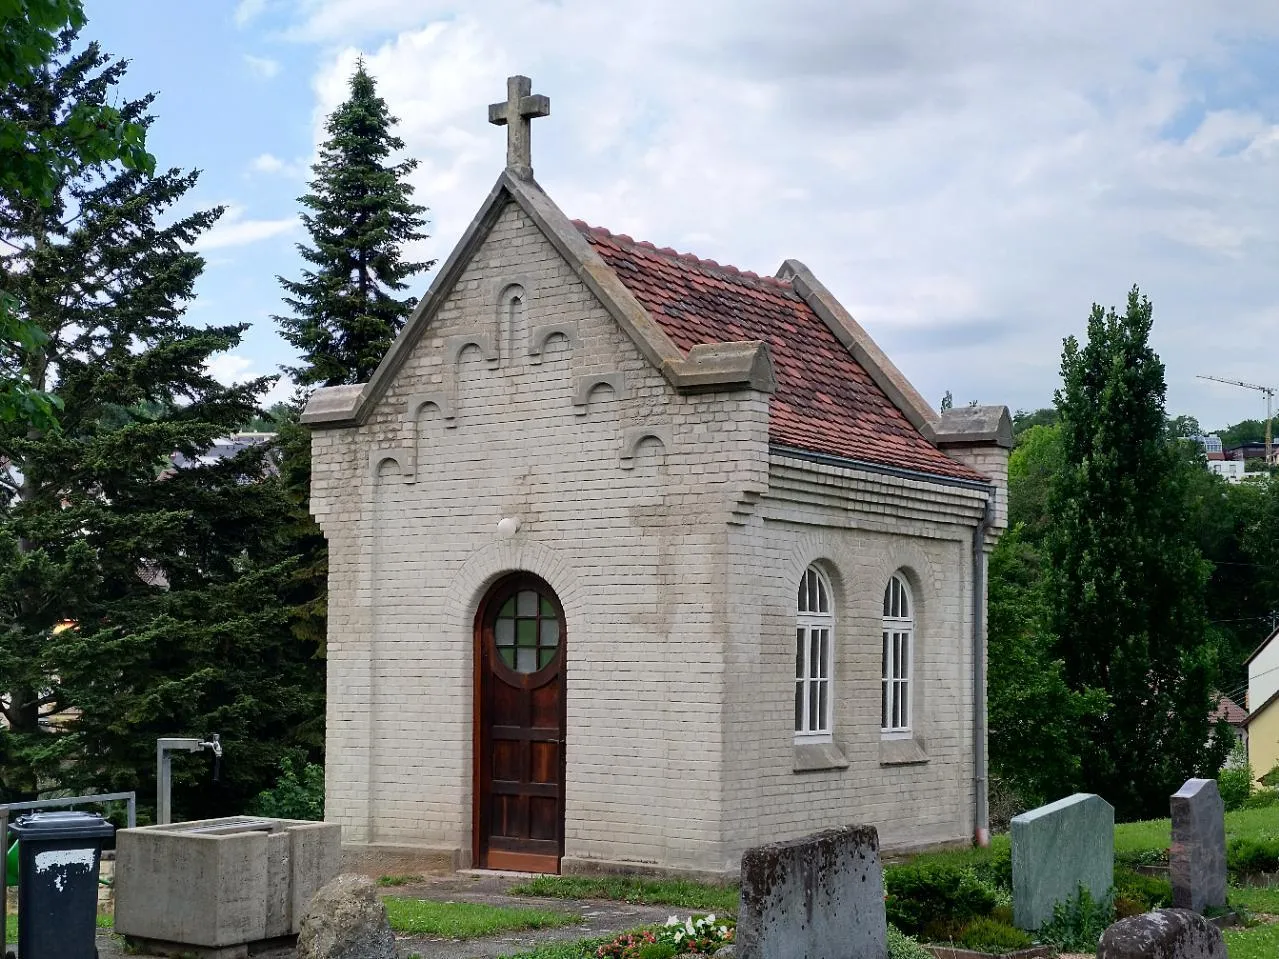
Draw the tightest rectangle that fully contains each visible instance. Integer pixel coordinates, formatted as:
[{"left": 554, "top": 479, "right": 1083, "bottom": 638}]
[
  {"left": 719, "top": 455, "right": 998, "bottom": 870},
  {"left": 312, "top": 200, "right": 770, "bottom": 871},
  {"left": 311, "top": 198, "right": 1008, "bottom": 874}
]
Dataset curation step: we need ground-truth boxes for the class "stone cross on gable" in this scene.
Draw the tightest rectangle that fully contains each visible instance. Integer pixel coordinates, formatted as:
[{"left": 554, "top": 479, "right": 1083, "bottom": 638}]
[{"left": 488, "top": 75, "right": 550, "bottom": 178}]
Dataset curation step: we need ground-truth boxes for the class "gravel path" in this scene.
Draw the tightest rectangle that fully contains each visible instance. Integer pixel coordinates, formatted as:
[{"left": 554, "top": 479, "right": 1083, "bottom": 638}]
[{"left": 96, "top": 872, "right": 682, "bottom": 959}]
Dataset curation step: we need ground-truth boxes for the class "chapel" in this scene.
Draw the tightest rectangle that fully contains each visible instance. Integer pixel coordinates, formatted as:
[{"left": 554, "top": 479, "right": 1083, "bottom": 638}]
[{"left": 304, "top": 76, "right": 1012, "bottom": 877}]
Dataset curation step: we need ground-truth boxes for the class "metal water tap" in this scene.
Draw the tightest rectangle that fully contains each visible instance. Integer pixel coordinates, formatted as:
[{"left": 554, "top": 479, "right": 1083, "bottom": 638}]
[{"left": 156, "top": 733, "right": 223, "bottom": 824}]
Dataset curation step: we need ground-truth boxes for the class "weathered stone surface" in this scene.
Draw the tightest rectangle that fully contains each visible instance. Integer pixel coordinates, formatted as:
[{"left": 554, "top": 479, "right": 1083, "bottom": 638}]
[
  {"left": 1098, "top": 908, "right": 1226, "bottom": 959},
  {"left": 1171, "top": 778, "right": 1227, "bottom": 913},
  {"left": 737, "top": 825, "right": 886, "bottom": 959},
  {"left": 1011, "top": 793, "right": 1114, "bottom": 931},
  {"left": 296, "top": 874, "right": 395, "bottom": 959}
]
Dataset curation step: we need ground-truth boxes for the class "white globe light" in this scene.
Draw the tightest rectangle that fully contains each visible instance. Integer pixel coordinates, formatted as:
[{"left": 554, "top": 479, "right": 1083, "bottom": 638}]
[{"left": 497, "top": 516, "right": 521, "bottom": 538}]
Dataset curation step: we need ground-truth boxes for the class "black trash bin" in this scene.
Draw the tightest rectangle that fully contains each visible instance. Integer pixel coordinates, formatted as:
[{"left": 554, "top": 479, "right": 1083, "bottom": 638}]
[{"left": 8, "top": 811, "right": 114, "bottom": 959}]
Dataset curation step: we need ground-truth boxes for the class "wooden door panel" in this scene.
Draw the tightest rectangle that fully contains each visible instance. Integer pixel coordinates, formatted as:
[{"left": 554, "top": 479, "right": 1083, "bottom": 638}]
[{"left": 475, "top": 574, "right": 566, "bottom": 873}]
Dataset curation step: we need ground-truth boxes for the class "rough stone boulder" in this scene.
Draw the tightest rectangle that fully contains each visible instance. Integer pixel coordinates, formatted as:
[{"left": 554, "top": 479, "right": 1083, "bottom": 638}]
[
  {"left": 296, "top": 874, "right": 397, "bottom": 959},
  {"left": 1098, "top": 909, "right": 1225, "bottom": 959}
]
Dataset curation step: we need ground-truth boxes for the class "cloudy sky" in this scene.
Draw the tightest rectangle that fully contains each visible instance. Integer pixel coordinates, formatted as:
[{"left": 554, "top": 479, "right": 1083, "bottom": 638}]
[{"left": 87, "top": 1, "right": 1279, "bottom": 427}]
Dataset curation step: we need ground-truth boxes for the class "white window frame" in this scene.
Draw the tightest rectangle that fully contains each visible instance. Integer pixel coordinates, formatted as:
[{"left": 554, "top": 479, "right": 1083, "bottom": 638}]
[
  {"left": 881, "top": 573, "right": 914, "bottom": 737},
  {"left": 795, "top": 565, "right": 834, "bottom": 743}
]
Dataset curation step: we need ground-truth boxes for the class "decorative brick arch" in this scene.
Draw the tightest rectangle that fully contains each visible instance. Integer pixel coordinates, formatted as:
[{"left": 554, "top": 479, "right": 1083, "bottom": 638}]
[{"left": 444, "top": 539, "right": 590, "bottom": 643}]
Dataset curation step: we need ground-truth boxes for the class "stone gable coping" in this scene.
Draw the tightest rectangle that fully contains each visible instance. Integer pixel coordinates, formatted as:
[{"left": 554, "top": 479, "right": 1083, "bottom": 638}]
[
  {"left": 935, "top": 406, "right": 1014, "bottom": 449},
  {"left": 777, "top": 258, "right": 942, "bottom": 442},
  {"left": 301, "top": 170, "right": 777, "bottom": 428}
]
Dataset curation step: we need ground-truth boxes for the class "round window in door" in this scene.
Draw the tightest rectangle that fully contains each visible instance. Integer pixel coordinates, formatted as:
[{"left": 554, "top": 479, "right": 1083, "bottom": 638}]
[{"left": 492, "top": 586, "right": 562, "bottom": 675}]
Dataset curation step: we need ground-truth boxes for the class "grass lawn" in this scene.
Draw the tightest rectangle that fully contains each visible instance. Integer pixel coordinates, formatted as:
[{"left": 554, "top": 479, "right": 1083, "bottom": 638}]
[
  {"left": 1226, "top": 921, "right": 1279, "bottom": 959},
  {"left": 1116, "top": 808, "right": 1279, "bottom": 864},
  {"left": 383, "top": 897, "right": 580, "bottom": 939},
  {"left": 1230, "top": 884, "right": 1279, "bottom": 914},
  {"left": 4, "top": 912, "right": 112, "bottom": 944},
  {"left": 508, "top": 875, "right": 739, "bottom": 914}
]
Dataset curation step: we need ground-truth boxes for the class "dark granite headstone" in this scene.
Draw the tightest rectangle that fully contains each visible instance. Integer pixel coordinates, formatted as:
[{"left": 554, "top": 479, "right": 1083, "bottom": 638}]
[
  {"left": 1170, "top": 778, "right": 1227, "bottom": 913},
  {"left": 738, "top": 826, "right": 887, "bottom": 959},
  {"left": 1098, "top": 909, "right": 1225, "bottom": 959}
]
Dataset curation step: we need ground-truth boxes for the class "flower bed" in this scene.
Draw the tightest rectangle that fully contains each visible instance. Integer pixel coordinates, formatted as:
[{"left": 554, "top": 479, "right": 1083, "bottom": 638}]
[{"left": 594, "top": 914, "right": 734, "bottom": 959}]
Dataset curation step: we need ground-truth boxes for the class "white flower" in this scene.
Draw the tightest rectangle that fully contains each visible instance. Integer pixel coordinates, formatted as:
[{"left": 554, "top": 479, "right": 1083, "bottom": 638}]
[
  {"left": 666, "top": 917, "right": 679, "bottom": 927},
  {"left": 719, "top": 926, "right": 729, "bottom": 937},
  {"left": 706, "top": 915, "right": 716, "bottom": 924},
  {"left": 685, "top": 919, "right": 696, "bottom": 935}
]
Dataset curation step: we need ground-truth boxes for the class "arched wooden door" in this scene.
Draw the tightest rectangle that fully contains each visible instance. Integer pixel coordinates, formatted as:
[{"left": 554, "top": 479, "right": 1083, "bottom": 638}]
[{"left": 473, "top": 573, "right": 566, "bottom": 872}]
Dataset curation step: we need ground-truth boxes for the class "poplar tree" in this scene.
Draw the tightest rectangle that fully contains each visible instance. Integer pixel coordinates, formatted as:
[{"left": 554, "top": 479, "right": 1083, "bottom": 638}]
[
  {"left": 0, "top": 36, "right": 322, "bottom": 815},
  {"left": 277, "top": 63, "right": 431, "bottom": 388},
  {"left": 1046, "top": 286, "right": 1230, "bottom": 818}
]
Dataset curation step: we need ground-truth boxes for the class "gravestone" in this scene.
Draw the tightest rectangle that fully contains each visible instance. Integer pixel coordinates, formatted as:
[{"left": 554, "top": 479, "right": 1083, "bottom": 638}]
[
  {"left": 738, "top": 825, "right": 887, "bottom": 959},
  {"left": 1170, "top": 778, "right": 1227, "bottom": 913},
  {"left": 1011, "top": 793, "right": 1114, "bottom": 931},
  {"left": 1098, "top": 909, "right": 1225, "bottom": 959}
]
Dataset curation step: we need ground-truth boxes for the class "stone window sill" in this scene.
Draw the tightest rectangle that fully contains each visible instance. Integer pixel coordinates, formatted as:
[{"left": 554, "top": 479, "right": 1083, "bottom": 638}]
[
  {"left": 879, "top": 735, "right": 929, "bottom": 766},
  {"left": 794, "top": 741, "right": 850, "bottom": 772}
]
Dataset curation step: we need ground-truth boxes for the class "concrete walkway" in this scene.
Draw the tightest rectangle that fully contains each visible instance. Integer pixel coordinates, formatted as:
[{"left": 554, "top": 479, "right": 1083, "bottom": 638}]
[{"left": 96, "top": 872, "right": 681, "bottom": 959}]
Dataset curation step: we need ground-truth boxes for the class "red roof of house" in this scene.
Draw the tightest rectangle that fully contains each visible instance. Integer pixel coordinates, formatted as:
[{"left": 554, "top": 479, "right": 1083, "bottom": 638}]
[
  {"left": 576, "top": 223, "right": 984, "bottom": 482},
  {"left": 1212, "top": 695, "right": 1248, "bottom": 727}
]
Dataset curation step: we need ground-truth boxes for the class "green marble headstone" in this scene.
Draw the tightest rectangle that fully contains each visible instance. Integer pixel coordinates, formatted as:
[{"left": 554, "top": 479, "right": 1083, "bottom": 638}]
[{"left": 1011, "top": 793, "right": 1114, "bottom": 931}]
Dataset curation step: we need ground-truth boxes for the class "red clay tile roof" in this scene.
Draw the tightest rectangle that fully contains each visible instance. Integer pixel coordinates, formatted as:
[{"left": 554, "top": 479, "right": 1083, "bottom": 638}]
[
  {"left": 1212, "top": 695, "right": 1248, "bottom": 727},
  {"left": 575, "top": 222, "right": 984, "bottom": 483}
]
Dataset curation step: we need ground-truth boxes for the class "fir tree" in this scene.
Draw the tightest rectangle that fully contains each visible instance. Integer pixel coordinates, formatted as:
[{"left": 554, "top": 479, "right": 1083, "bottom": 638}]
[
  {"left": 0, "top": 36, "right": 323, "bottom": 814},
  {"left": 271, "top": 64, "right": 433, "bottom": 675},
  {"left": 1046, "top": 286, "right": 1230, "bottom": 818},
  {"left": 277, "top": 62, "right": 432, "bottom": 388}
]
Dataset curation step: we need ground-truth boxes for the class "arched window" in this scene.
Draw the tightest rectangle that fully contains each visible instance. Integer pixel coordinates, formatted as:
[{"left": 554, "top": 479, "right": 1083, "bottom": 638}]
[
  {"left": 882, "top": 573, "right": 914, "bottom": 733},
  {"left": 795, "top": 565, "right": 833, "bottom": 741}
]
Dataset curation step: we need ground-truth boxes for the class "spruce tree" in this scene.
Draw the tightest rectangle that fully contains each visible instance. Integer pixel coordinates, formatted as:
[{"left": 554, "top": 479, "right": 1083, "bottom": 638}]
[
  {"left": 1047, "top": 286, "right": 1230, "bottom": 818},
  {"left": 272, "top": 64, "right": 433, "bottom": 673},
  {"left": 277, "top": 62, "right": 432, "bottom": 388},
  {"left": 0, "top": 36, "right": 323, "bottom": 815}
]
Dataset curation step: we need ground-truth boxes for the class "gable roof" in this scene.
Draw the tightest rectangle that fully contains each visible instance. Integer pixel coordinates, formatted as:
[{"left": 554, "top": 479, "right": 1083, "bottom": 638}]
[
  {"left": 1244, "top": 625, "right": 1279, "bottom": 669},
  {"left": 577, "top": 224, "right": 984, "bottom": 482},
  {"left": 1212, "top": 694, "right": 1248, "bottom": 727},
  {"left": 302, "top": 170, "right": 992, "bottom": 485}
]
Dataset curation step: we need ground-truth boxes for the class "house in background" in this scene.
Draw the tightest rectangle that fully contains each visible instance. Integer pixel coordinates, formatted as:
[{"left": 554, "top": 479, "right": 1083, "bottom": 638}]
[
  {"left": 1244, "top": 626, "right": 1279, "bottom": 783},
  {"left": 1211, "top": 694, "right": 1248, "bottom": 748}
]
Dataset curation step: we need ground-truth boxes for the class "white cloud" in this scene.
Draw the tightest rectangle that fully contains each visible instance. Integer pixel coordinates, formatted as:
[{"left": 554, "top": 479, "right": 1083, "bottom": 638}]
[
  {"left": 234, "top": 0, "right": 269, "bottom": 27},
  {"left": 197, "top": 207, "right": 297, "bottom": 251},
  {"left": 244, "top": 54, "right": 282, "bottom": 80},
  {"left": 205, "top": 355, "right": 294, "bottom": 406},
  {"left": 271, "top": 1, "right": 1279, "bottom": 425},
  {"left": 250, "top": 153, "right": 285, "bottom": 174}
]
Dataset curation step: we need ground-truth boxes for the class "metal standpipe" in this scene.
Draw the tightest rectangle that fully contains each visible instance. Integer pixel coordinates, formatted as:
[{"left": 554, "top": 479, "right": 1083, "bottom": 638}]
[{"left": 156, "top": 734, "right": 221, "bottom": 826}]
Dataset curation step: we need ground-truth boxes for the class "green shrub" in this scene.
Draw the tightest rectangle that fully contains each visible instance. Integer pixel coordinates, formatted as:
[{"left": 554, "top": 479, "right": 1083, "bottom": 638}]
[
  {"left": 1260, "top": 765, "right": 1279, "bottom": 789},
  {"left": 1037, "top": 885, "right": 1114, "bottom": 952},
  {"left": 249, "top": 754, "right": 324, "bottom": 821},
  {"left": 1219, "top": 766, "right": 1254, "bottom": 812},
  {"left": 1113, "top": 867, "right": 1172, "bottom": 911},
  {"left": 956, "top": 918, "right": 1034, "bottom": 954},
  {"left": 1228, "top": 837, "right": 1279, "bottom": 874},
  {"left": 885, "top": 862, "right": 998, "bottom": 936},
  {"left": 1242, "top": 789, "right": 1279, "bottom": 810},
  {"left": 636, "top": 945, "right": 677, "bottom": 959},
  {"left": 887, "top": 924, "right": 934, "bottom": 959},
  {"left": 972, "top": 844, "right": 1013, "bottom": 892}
]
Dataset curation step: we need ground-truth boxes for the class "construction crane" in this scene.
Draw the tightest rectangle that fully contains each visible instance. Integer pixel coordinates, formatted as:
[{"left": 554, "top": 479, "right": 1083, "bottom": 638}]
[{"left": 1197, "top": 374, "right": 1276, "bottom": 465}]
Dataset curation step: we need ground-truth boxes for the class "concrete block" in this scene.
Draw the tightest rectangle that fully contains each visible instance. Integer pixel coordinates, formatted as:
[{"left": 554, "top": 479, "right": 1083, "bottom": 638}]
[{"left": 114, "top": 816, "right": 341, "bottom": 950}]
